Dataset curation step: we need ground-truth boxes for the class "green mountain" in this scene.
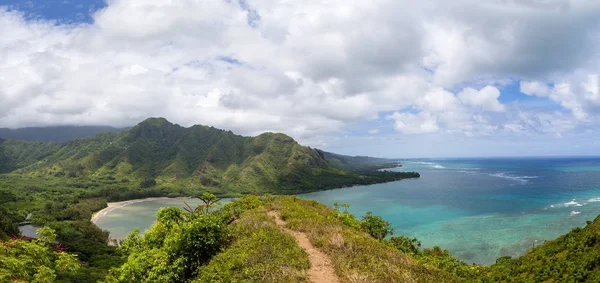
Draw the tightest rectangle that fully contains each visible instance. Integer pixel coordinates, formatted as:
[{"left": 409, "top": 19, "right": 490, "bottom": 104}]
[{"left": 0, "top": 118, "right": 417, "bottom": 196}]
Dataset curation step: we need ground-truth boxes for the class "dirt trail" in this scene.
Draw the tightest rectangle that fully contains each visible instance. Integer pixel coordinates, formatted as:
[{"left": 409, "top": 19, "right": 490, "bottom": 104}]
[{"left": 268, "top": 211, "right": 340, "bottom": 283}]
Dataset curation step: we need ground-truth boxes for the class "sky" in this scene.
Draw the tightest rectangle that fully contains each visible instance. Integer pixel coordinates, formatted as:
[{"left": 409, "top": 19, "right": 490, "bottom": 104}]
[{"left": 1, "top": 0, "right": 600, "bottom": 158}]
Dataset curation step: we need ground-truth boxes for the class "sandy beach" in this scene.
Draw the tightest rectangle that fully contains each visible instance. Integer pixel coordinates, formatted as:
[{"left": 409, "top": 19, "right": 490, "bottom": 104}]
[{"left": 91, "top": 197, "right": 171, "bottom": 224}]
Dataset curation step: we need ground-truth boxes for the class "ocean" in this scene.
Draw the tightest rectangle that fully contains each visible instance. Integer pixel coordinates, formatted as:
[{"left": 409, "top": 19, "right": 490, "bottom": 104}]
[
  {"left": 94, "top": 157, "right": 600, "bottom": 265},
  {"left": 300, "top": 157, "right": 600, "bottom": 265}
]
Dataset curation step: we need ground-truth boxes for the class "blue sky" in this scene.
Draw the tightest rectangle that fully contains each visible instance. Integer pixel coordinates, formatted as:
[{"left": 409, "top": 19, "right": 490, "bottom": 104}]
[
  {"left": 1, "top": 0, "right": 105, "bottom": 23},
  {"left": 1, "top": 0, "right": 600, "bottom": 157}
]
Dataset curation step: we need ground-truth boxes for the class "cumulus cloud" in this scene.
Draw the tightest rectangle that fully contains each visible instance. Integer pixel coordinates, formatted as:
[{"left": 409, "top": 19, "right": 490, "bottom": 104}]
[
  {"left": 1, "top": 0, "right": 600, "bottom": 147},
  {"left": 521, "top": 74, "right": 600, "bottom": 120},
  {"left": 521, "top": 81, "right": 551, "bottom": 97},
  {"left": 458, "top": 86, "right": 505, "bottom": 112},
  {"left": 387, "top": 112, "right": 439, "bottom": 135}
]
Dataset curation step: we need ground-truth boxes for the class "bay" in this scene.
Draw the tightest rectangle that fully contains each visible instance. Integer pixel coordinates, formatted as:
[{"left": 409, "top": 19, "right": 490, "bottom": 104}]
[{"left": 95, "top": 157, "right": 600, "bottom": 265}]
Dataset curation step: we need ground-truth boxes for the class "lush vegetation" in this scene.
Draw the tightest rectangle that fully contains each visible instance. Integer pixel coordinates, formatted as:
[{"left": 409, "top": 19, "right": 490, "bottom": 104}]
[
  {"left": 483, "top": 215, "right": 600, "bottom": 282},
  {"left": 0, "top": 227, "right": 81, "bottom": 282},
  {"left": 106, "top": 195, "right": 458, "bottom": 282},
  {"left": 1, "top": 118, "right": 418, "bottom": 197},
  {"left": 0, "top": 118, "right": 422, "bottom": 282},
  {"left": 195, "top": 209, "right": 310, "bottom": 282},
  {"left": 107, "top": 195, "right": 311, "bottom": 282},
  {"left": 0, "top": 175, "right": 123, "bottom": 282},
  {"left": 3, "top": 118, "right": 599, "bottom": 282},
  {"left": 3, "top": 185, "right": 600, "bottom": 282}
]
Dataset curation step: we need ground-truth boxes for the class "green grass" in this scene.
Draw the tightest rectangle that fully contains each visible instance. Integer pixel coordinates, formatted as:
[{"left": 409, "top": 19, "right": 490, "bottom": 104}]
[
  {"left": 107, "top": 195, "right": 461, "bottom": 282},
  {"left": 266, "top": 196, "right": 460, "bottom": 282},
  {"left": 483, "top": 215, "right": 600, "bottom": 282},
  {"left": 195, "top": 208, "right": 310, "bottom": 282}
]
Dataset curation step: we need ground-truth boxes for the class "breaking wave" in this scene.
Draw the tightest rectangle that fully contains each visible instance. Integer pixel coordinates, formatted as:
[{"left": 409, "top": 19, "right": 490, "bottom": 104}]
[
  {"left": 564, "top": 200, "right": 584, "bottom": 207},
  {"left": 487, "top": 172, "right": 539, "bottom": 183}
]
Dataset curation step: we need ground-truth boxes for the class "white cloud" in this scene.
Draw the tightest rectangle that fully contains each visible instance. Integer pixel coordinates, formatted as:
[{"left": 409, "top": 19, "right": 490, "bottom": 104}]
[
  {"left": 520, "top": 81, "right": 550, "bottom": 97},
  {"left": 0, "top": 0, "right": 600, "bottom": 149},
  {"left": 458, "top": 86, "right": 505, "bottom": 112},
  {"left": 520, "top": 74, "right": 600, "bottom": 120},
  {"left": 387, "top": 112, "right": 439, "bottom": 135}
]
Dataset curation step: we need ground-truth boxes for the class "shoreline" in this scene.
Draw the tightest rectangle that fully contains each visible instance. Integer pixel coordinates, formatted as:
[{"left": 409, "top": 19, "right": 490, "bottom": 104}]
[{"left": 91, "top": 197, "right": 172, "bottom": 224}]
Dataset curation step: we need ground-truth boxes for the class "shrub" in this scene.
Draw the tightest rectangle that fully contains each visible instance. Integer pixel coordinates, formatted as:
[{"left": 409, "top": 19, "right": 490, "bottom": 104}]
[
  {"left": 360, "top": 211, "right": 393, "bottom": 240},
  {"left": 108, "top": 200, "right": 234, "bottom": 281},
  {"left": 388, "top": 235, "right": 422, "bottom": 255}
]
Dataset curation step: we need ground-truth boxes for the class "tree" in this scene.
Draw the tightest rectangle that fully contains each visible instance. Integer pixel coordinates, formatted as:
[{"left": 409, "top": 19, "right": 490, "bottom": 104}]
[
  {"left": 184, "top": 192, "right": 221, "bottom": 216},
  {"left": 388, "top": 236, "right": 422, "bottom": 255},
  {"left": 107, "top": 206, "right": 230, "bottom": 282},
  {"left": 0, "top": 227, "right": 80, "bottom": 282},
  {"left": 0, "top": 207, "right": 18, "bottom": 240},
  {"left": 360, "top": 211, "right": 393, "bottom": 240},
  {"left": 333, "top": 202, "right": 360, "bottom": 229}
]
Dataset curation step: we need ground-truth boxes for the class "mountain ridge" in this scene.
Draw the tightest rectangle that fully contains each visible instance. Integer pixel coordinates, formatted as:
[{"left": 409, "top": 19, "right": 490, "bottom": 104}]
[{"left": 0, "top": 118, "right": 418, "bottom": 196}]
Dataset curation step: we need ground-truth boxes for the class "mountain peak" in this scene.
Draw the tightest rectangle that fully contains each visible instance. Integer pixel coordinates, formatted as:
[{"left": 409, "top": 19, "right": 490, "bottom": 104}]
[{"left": 138, "top": 117, "right": 174, "bottom": 127}]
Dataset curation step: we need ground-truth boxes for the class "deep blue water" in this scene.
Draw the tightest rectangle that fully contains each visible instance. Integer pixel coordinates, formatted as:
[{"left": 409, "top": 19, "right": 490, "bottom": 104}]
[{"left": 300, "top": 157, "right": 600, "bottom": 265}]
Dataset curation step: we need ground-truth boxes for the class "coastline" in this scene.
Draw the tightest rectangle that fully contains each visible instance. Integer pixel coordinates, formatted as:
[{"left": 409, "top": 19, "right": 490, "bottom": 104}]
[{"left": 91, "top": 197, "right": 172, "bottom": 224}]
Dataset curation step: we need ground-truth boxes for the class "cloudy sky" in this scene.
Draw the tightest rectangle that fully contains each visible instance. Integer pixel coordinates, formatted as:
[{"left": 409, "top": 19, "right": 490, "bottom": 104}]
[{"left": 1, "top": 0, "right": 600, "bottom": 157}]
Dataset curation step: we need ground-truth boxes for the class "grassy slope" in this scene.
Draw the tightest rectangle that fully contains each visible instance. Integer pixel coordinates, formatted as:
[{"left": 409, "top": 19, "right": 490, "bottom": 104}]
[
  {"left": 263, "top": 196, "right": 458, "bottom": 282},
  {"left": 194, "top": 197, "right": 600, "bottom": 282},
  {"left": 484, "top": 214, "right": 600, "bottom": 282},
  {"left": 204, "top": 196, "right": 600, "bottom": 283},
  {"left": 196, "top": 207, "right": 311, "bottom": 282},
  {"left": 156, "top": 196, "right": 458, "bottom": 283}
]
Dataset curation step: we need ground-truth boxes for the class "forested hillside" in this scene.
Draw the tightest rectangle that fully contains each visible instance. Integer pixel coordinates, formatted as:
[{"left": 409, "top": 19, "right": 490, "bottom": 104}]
[
  {"left": 0, "top": 118, "right": 418, "bottom": 196},
  {"left": 0, "top": 118, "right": 420, "bottom": 281}
]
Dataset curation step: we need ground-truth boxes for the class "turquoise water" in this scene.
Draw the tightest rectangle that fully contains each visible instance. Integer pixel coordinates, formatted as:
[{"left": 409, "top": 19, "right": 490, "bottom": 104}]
[
  {"left": 300, "top": 157, "right": 600, "bottom": 265},
  {"left": 95, "top": 158, "right": 600, "bottom": 265}
]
